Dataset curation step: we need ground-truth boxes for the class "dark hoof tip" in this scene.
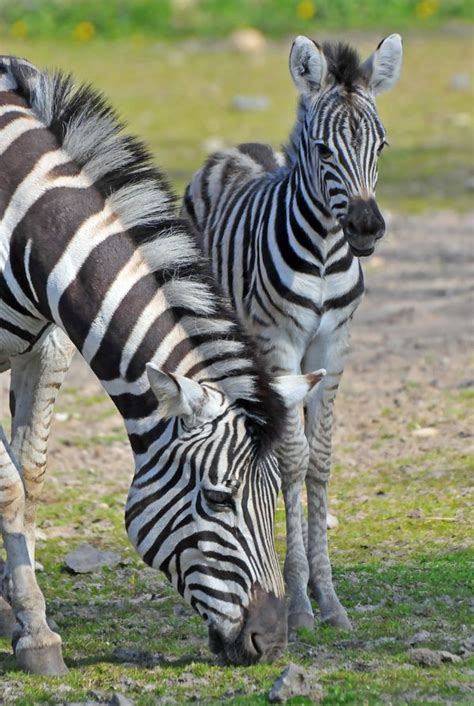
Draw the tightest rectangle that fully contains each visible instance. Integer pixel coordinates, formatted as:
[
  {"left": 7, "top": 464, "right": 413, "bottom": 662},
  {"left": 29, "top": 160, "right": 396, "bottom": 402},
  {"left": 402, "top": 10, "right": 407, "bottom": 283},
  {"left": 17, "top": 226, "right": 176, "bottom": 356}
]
[
  {"left": 16, "top": 643, "right": 68, "bottom": 675},
  {"left": 288, "top": 611, "right": 314, "bottom": 636}
]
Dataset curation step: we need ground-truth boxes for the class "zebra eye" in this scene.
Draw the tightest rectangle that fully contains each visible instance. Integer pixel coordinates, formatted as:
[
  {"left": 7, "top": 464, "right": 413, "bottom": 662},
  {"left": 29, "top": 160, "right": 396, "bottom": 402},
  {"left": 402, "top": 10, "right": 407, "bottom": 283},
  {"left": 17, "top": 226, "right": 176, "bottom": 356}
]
[
  {"left": 202, "top": 488, "right": 234, "bottom": 511},
  {"left": 315, "top": 142, "right": 333, "bottom": 160}
]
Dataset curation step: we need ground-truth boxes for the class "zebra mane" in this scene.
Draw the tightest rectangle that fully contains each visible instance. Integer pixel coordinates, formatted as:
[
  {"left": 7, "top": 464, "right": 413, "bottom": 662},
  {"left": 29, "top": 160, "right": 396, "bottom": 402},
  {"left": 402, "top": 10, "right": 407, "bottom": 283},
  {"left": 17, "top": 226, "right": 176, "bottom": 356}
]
[
  {"left": 3, "top": 57, "right": 286, "bottom": 450},
  {"left": 284, "top": 41, "right": 365, "bottom": 167},
  {"left": 323, "top": 41, "right": 364, "bottom": 92}
]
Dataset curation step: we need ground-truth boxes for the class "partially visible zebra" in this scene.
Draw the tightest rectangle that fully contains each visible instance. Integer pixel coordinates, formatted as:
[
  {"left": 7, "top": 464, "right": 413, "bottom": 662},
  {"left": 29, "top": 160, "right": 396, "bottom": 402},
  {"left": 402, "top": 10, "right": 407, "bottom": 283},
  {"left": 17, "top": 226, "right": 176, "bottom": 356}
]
[
  {"left": 0, "top": 56, "right": 325, "bottom": 675},
  {"left": 183, "top": 35, "right": 403, "bottom": 632}
]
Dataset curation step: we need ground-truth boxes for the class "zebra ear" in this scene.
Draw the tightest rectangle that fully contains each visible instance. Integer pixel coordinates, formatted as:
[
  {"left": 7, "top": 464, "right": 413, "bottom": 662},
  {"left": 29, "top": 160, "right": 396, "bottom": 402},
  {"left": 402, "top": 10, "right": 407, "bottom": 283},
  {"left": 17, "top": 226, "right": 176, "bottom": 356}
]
[
  {"left": 289, "top": 36, "right": 328, "bottom": 95},
  {"left": 273, "top": 369, "right": 326, "bottom": 407},
  {"left": 362, "top": 34, "right": 403, "bottom": 96},
  {"left": 146, "top": 364, "right": 208, "bottom": 420}
]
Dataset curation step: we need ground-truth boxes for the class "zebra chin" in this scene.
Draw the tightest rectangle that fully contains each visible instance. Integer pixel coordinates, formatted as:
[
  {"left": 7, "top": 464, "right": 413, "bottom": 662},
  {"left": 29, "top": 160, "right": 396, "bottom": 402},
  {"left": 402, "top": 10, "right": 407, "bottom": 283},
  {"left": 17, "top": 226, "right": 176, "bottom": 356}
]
[{"left": 207, "top": 585, "right": 287, "bottom": 665}]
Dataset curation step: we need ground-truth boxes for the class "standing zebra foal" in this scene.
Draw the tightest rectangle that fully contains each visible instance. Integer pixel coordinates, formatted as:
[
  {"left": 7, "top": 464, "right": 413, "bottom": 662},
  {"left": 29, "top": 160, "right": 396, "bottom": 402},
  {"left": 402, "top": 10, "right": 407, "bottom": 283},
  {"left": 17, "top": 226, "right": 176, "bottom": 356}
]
[
  {"left": 0, "top": 56, "right": 326, "bottom": 674},
  {"left": 183, "top": 35, "right": 403, "bottom": 632}
]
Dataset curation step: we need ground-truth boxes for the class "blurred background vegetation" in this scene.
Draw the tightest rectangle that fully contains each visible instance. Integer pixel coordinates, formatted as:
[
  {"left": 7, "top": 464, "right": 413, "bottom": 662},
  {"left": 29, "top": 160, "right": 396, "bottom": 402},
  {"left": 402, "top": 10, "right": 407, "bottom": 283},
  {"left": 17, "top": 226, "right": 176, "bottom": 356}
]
[
  {"left": 2, "top": 0, "right": 473, "bottom": 39},
  {"left": 0, "top": 1, "right": 473, "bottom": 212}
]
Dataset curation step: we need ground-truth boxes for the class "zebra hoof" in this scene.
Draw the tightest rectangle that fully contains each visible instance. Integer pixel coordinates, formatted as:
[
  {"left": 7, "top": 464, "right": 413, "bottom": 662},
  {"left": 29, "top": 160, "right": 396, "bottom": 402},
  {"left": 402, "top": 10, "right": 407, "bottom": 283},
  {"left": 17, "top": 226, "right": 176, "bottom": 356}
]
[
  {"left": 15, "top": 643, "right": 68, "bottom": 675},
  {"left": 288, "top": 611, "right": 314, "bottom": 635},
  {"left": 321, "top": 609, "right": 352, "bottom": 631}
]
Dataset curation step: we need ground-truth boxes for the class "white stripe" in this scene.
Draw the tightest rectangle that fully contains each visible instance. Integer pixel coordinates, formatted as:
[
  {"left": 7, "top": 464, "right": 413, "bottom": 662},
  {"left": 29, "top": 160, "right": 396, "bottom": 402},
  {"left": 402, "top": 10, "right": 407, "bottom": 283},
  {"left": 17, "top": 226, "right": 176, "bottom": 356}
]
[{"left": 0, "top": 116, "right": 42, "bottom": 156}]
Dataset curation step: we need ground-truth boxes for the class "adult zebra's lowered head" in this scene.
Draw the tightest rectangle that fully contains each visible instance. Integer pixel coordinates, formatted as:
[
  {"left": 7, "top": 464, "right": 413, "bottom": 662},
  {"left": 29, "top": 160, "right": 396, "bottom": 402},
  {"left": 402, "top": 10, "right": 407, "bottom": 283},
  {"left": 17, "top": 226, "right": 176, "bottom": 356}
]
[
  {"left": 0, "top": 56, "right": 327, "bottom": 673},
  {"left": 287, "top": 34, "right": 403, "bottom": 257}
]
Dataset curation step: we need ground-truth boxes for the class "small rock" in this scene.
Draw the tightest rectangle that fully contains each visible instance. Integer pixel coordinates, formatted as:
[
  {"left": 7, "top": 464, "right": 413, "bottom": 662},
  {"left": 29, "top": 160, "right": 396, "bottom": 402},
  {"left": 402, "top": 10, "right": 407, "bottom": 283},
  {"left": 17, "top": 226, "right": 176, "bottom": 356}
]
[
  {"left": 354, "top": 601, "right": 384, "bottom": 613},
  {"left": 439, "top": 650, "right": 462, "bottom": 664},
  {"left": 231, "top": 95, "right": 271, "bottom": 112},
  {"left": 54, "top": 412, "right": 70, "bottom": 422},
  {"left": 110, "top": 694, "right": 135, "bottom": 706},
  {"left": 173, "top": 604, "right": 187, "bottom": 617},
  {"left": 64, "top": 543, "right": 121, "bottom": 574},
  {"left": 201, "top": 137, "right": 226, "bottom": 154},
  {"left": 409, "top": 648, "right": 461, "bottom": 667},
  {"left": 449, "top": 72, "right": 470, "bottom": 90},
  {"left": 459, "top": 636, "right": 474, "bottom": 657},
  {"left": 268, "top": 663, "right": 323, "bottom": 703},
  {"left": 327, "top": 511, "right": 339, "bottom": 529},
  {"left": 408, "top": 630, "right": 431, "bottom": 646},
  {"left": 34, "top": 560, "right": 44, "bottom": 572},
  {"left": 56, "top": 684, "right": 73, "bottom": 693},
  {"left": 230, "top": 28, "right": 266, "bottom": 54},
  {"left": 411, "top": 426, "right": 438, "bottom": 438}
]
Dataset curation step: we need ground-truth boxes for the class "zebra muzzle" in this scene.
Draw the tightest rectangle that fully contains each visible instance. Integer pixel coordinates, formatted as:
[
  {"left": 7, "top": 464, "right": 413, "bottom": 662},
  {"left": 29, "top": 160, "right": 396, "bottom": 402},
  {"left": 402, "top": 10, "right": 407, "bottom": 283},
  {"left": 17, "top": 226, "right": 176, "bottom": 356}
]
[
  {"left": 342, "top": 197, "right": 385, "bottom": 257},
  {"left": 208, "top": 585, "right": 287, "bottom": 665}
]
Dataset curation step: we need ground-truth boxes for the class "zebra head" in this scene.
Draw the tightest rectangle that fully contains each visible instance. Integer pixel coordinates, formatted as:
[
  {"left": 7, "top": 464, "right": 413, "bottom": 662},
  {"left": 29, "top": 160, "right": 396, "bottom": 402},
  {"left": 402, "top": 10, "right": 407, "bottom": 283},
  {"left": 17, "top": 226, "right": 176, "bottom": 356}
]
[
  {"left": 289, "top": 34, "right": 403, "bottom": 257},
  {"left": 126, "top": 365, "right": 326, "bottom": 665}
]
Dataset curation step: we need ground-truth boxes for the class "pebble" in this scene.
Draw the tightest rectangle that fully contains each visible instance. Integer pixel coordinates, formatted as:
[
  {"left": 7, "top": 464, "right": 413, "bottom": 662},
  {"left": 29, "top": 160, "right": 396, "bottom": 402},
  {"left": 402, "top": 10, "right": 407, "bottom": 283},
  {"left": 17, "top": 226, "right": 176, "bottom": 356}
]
[
  {"left": 411, "top": 427, "right": 438, "bottom": 437},
  {"left": 408, "top": 648, "right": 462, "bottom": 667},
  {"left": 110, "top": 694, "right": 135, "bottom": 706},
  {"left": 231, "top": 95, "right": 271, "bottom": 112},
  {"left": 230, "top": 28, "right": 266, "bottom": 54},
  {"left": 449, "top": 73, "right": 470, "bottom": 90},
  {"left": 459, "top": 636, "right": 474, "bottom": 657},
  {"left": 268, "top": 663, "right": 323, "bottom": 703},
  {"left": 64, "top": 543, "right": 122, "bottom": 574},
  {"left": 407, "top": 630, "right": 431, "bottom": 646},
  {"left": 201, "top": 137, "right": 226, "bottom": 154}
]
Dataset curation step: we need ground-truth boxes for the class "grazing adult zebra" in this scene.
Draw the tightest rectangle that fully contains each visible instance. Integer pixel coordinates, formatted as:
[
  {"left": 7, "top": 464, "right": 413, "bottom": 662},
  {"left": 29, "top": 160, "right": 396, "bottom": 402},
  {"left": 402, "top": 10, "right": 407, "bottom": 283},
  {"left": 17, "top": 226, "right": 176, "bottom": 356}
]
[
  {"left": 0, "top": 56, "right": 325, "bottom": 675},
  {"left": 183, "top": 35, "right": 403, "bottom": 632}
]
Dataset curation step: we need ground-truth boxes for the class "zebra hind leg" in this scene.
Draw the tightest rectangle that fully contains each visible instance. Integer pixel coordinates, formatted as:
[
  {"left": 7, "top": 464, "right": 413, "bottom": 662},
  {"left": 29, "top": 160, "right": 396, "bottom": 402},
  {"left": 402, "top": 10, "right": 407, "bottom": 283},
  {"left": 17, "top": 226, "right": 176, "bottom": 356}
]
[
  {"left": 0, "top": 426, "right": 67, "bottom": 674},
  {"left": 2, "top": 328, "right": 74, "bottom": 674}
]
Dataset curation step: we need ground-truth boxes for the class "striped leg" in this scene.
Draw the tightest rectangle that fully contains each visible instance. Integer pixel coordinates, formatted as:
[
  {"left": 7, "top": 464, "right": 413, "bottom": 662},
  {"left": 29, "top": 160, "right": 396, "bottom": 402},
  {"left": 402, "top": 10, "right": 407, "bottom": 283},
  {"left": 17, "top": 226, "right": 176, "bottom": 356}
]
[
  {"left": 303, "top": 327, "right": 351, "bottom": 629},
  {"left": 278, "top": 404, "right": 313, "bottom": 632},
  {"left": 0, "top": 426, "right": 67, "bottom": 674},
  {"left": 9, "top": 328, "right": 74, "bottom": 568},
  {"left": 257, "top": 339, "right": 313, "bottom": 632},
  {"left": 1, "top": 328, "right": 74, "bottom": 674}
]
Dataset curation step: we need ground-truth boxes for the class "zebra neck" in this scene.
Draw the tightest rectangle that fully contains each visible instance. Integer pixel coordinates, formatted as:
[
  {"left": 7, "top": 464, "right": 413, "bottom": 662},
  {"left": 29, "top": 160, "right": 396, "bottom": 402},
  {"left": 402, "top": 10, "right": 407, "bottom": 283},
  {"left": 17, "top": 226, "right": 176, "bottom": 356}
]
[{"left": 284, "top": 159, "right": 341, "bottom": 254}]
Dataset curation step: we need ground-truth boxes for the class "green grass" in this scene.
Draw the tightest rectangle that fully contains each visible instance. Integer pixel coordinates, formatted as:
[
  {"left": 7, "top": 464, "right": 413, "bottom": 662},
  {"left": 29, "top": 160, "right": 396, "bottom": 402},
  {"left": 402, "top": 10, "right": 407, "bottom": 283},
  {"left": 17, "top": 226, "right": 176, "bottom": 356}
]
[
  {"left": 1, "top": 0, "right": 472, "bottom": 40},
  {"left": 1, "top": 31, "right": 472, "bottom": 213},
  {"left": 1, "top": 383, "right": 472, "bottom": 704}
]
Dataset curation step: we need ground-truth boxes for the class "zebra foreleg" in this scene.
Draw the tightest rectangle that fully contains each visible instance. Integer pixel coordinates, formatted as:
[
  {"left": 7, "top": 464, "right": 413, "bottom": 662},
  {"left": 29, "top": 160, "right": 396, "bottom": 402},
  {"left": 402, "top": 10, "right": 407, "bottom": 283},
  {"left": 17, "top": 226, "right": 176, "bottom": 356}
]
[
  {"left": 0, "top": 426, "right": 67, "bottom": 674},
  {"left": 278, "top": 405, "right": 314, "bottom": 634}
]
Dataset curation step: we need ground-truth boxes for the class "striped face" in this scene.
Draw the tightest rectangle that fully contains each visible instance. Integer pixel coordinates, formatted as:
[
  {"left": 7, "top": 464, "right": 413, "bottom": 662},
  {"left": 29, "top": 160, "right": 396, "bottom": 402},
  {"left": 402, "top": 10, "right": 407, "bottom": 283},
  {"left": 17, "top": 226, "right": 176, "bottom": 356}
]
[
  {"left": 125, "top": 396, "right": 286, "bottom": 665},
  {"left": 304, "top": 87, "right": 387, "bottom": 255},
  {"left": 289, "top": 34, "right": 403, "bottom": 256}
]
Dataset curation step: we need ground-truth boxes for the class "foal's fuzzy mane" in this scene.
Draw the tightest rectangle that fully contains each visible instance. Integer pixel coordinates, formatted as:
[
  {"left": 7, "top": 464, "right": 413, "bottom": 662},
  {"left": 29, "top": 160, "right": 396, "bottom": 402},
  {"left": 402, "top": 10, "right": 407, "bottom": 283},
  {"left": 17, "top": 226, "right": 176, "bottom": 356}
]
[
  {"left": 1, "top": 57, "right": 286, "bottom": 450},
  {"left": 323, "top": 41, "right": 365, "bottom": 92},
  {"left": 285, "top": 41, "right": 367, "bottom": 166}
]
